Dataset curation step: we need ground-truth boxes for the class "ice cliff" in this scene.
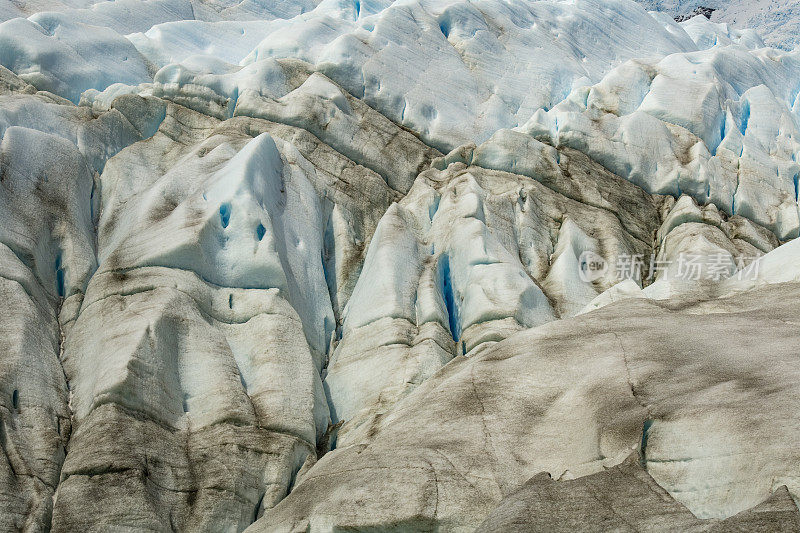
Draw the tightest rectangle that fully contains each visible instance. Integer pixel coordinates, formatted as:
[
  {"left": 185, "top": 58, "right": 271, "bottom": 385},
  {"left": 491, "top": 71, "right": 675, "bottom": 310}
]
[{"left": 0, "top": 0, "right": 799, "bottom": 531}]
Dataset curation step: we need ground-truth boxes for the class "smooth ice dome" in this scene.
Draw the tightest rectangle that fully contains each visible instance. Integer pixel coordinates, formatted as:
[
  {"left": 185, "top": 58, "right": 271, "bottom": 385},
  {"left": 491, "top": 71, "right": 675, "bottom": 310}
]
[{"left": 0, "top": 0, "right": 799, "bottom": 531}]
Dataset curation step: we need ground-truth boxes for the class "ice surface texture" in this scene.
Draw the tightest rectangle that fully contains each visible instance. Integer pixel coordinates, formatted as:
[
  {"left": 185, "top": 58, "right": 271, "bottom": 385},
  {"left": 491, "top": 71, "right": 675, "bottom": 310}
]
[
  {"left": 637, "top": 0, "right": 800, "bottom": 51},
  {"left": 0, "top": 0, "right": 799, "bottom": 531}
]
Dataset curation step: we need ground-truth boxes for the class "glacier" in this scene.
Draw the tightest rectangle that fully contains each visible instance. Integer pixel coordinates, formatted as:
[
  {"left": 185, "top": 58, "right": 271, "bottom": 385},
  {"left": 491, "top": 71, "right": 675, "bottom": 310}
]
[
  {"left": 636, "top": 0, "right": 800, "bottom": 51},
  {"left": 0, "top": 0, "right": 799, "bottom": 530}
]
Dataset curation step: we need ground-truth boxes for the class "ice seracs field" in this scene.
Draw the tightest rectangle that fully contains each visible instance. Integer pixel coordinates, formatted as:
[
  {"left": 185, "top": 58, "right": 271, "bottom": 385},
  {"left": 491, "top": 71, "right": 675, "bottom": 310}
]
[{"left": 0, "top": 0, "right": 799, "bottom": 530}]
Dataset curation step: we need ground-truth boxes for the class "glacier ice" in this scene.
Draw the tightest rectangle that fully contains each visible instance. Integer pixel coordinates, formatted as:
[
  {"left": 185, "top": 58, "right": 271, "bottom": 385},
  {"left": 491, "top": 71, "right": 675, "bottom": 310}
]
[
  {"left": 637, "top": 0, "right": 800, "bottom": 51},
  {"left": 0, "top": 0, "right": 798, "bottom": 530}
]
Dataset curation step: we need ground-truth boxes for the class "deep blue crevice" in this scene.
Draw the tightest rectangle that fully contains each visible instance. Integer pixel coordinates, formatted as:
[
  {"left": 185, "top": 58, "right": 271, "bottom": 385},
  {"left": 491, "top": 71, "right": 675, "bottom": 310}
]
[
  {"left": 640, "top": 418, "right": 653, "bottom": 466},
  {"left": 429, "top": 194, "right": 440, "bottom": 222},
  {"left": 90, "top": 181, "right": 96, "bottom": 220},
  {"left": 439, "top": 17, "right": 451, "bottom": 38},
  {"left": 321, "top": 210, "right": 339, "bottom": 331},
  {"left": 11, "top": 389, "right": 18, "bottom": 410},
  {"left": 252, "top": 493, "right": 264, "bottom": 523},
  {"left": 739, "top": 100, "right": 750, "bottom": 136},
  {"left": 794, "top": 174, "right": 799, "bottom": 202},
  {"left": 256, "top": 223, "right": 266, "bottom": 241},
  {"left": 228, "top": 294, "right": 234, "bottom": 309},
  {"left": 55, "top": 255, "right": 65, "bottom": 298},
  {"left": 219, "top": 203, "right": 231, "bottom": 228},
  {"left": 353, "top": 0, "right": 360, "bottom": 18},
  {"left": 438, "top": 253, "right": 460, "bottom": 342},
  {"left": 710, "top": 113, "right": 726, "bottom": 156}
]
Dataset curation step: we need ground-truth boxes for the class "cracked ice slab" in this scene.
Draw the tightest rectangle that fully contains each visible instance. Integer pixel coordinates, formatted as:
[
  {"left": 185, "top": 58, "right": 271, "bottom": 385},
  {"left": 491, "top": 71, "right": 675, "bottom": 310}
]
[{"left": 254, "top": 282, "right": 800, "bottom": 530}]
